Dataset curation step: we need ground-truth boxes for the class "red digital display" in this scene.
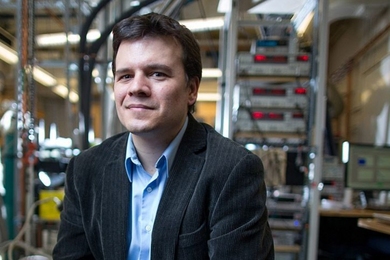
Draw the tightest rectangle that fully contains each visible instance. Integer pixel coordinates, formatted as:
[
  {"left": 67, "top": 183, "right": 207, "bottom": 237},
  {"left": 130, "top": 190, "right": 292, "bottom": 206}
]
[
  {"left": 268, "top": 112, "right": 284, "bottom": 120},
  {"left": 252, "top": 88, "right": 267, "bottom": 95},
  {"left": 253, "top": 55, "right": 267, "bottom": 63},
  {"left": 296, "top": 55, "right": 310, "bottom": 62},
  {"left": 253, "top": 55, "right": 288, "bottom": 63},
  {"left": 251, "top": 111, "right": 284, "bottom": 120},
  {"left": 294, "top": 87, "right": 307, "bottom": 95},
  {"left": 252, "top": 111, "right": 266, "bottom": 120},
  {"left": 292, "top": 112, "right": 304, "bottom": 119},
  {"left": 271, "top": 89, "right": 286, "bottom": 95}
]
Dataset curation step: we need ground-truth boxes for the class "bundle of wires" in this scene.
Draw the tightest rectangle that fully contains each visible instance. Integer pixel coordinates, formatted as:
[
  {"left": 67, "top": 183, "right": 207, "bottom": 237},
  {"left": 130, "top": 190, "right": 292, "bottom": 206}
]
[{"left": 0, "top": 196, "right": 62, "bottom": 260}]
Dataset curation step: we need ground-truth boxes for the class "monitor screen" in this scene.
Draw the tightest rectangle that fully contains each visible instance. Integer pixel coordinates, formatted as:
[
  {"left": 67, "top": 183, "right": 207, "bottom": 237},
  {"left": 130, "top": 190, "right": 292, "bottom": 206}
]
[{"left": 345, "top": 143, "right": 390, "bottom": 190}]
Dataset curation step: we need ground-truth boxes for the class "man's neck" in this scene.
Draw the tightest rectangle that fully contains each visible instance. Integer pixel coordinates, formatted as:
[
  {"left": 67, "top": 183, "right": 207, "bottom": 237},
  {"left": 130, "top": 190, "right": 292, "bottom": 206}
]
[
  {"left": 133, "top": 138, "right": 164, "bottom": 175},
  {"left": 131, "top": 131, "right": 176, "bottom": 175}
]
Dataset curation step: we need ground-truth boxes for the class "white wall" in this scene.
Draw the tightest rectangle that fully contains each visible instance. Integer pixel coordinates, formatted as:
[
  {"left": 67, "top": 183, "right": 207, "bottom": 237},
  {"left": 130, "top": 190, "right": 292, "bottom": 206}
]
[{"left": 328, "top": 8, "right": 390, "bottom": 145}]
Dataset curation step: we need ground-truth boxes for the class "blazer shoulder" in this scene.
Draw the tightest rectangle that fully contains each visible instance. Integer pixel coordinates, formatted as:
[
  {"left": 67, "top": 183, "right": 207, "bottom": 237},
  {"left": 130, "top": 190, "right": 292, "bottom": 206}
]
[
  {"left": 75, "top": 131, "right": 128, "bottom": 161},
  {"left": 202, "top": 123, "right": 251, "bottom": 155}
]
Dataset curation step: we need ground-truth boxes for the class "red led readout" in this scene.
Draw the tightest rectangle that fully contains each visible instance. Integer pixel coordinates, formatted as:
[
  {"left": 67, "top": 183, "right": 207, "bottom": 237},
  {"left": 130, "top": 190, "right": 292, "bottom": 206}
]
[
  {"left": 254, "top": 55, "right": 267, "bottom": 63},
  {"left": 268, "top": 112, "right": 284, "bottom": 120},
  {"left": 294, "top": 87, "right": 307, "bottom": 95},
  {"left": 292, "top": 112, "right": 304, "bottom": 119},
  {"left": 251, "top": 111, "right": 266, "bottom": 120},
  {"left": 253, "top": 55, "right": 288, "bottom": 63},
  {"left": 251, "top": 111, "right": 284, "bottom": 120},
  {"left": 296, "top": 55, "right": 310, "bottom": 62}
]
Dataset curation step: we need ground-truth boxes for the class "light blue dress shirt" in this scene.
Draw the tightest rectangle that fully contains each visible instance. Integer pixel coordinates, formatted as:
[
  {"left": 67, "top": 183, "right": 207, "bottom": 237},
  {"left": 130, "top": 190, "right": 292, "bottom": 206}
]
[{"left": 125, "top": 117, "right": 188, "bottom": 260}]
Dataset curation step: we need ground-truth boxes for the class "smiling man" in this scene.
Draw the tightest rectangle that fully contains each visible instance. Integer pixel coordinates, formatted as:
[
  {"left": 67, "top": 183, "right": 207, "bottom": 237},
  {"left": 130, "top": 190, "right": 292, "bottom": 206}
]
[{"left": 53, "top": 12, "right": 274, "bottom": 260}]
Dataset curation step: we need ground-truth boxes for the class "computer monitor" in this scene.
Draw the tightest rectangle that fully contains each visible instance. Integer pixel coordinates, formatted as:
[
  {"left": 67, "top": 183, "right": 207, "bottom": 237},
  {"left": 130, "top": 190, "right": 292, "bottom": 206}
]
[{"left": 344, "top": 143, "right": 390, "bottom": 190}]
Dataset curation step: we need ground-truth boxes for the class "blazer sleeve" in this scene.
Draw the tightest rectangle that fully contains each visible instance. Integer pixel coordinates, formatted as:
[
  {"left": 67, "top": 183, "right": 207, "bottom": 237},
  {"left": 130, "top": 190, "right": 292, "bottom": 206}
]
[
  {"left": 208, "top": 152, "right": 274, "bottom": 260},
  {"left": 52, "top": 156, "right": 95, "bottom": 260}
]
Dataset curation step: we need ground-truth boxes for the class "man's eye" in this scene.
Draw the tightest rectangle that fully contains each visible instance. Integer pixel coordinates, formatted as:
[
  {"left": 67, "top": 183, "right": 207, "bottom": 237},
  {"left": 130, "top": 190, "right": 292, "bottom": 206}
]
[
  {"left": 118, "top": 74, "right": 131, "bottom": 80},
  {"left": 152, "top": 72, "right": 166, "bottom": 77}
]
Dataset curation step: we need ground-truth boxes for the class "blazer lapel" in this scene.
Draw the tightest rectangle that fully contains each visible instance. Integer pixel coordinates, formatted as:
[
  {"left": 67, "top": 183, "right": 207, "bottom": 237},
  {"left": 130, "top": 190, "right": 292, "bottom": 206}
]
[
  {"left": 151, "top": 115, "right": 207, "bottom": 258},
  {"left": 100, "top": 136, "right": 131, "bottom": 259}
]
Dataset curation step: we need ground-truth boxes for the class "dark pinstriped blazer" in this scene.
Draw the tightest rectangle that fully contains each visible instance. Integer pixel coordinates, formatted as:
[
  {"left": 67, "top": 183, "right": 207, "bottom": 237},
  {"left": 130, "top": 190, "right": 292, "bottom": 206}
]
[{"left": 52, "top": 114, "right": 274, "bottom": 260}]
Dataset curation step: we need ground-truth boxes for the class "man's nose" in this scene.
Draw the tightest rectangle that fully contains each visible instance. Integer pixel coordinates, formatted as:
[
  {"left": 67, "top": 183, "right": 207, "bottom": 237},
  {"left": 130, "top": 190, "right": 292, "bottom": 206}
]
[{"left": 128, "top": 74, "right": 150, "bottom": 96}]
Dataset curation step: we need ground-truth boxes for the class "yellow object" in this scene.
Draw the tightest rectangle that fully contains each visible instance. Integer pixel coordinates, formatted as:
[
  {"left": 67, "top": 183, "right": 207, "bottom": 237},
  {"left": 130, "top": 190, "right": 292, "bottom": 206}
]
[{"left": 39, "top": 189, "right": 64, "bottom": 221}]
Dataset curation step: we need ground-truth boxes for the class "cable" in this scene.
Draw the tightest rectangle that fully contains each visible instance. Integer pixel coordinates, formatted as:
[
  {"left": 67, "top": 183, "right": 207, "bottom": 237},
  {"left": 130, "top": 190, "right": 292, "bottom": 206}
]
[{"left": 0, "top": 196, "right": 61, "bottom": 260}]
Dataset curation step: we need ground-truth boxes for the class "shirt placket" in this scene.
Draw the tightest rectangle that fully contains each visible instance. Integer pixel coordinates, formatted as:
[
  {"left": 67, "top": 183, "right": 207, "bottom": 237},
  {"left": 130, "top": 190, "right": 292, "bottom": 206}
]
[{"left": 138, "top": 170, "right": 159, "bottom": 259}]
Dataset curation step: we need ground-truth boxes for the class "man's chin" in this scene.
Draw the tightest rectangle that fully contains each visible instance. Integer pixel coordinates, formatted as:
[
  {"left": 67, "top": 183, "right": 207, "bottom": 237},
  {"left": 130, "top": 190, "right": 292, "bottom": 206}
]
[{"left": 126, "top": 125, "right": 153, "bottom": 135}]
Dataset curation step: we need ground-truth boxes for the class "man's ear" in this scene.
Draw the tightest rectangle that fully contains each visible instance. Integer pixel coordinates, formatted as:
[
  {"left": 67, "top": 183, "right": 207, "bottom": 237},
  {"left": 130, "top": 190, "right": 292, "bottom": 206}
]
[{"left": 188, "top": 77, "right": 200, "bottom": 106}]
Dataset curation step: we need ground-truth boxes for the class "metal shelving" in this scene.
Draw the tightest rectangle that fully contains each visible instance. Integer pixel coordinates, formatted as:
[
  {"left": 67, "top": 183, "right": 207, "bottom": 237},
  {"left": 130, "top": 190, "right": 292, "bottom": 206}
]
[{"left": 216, "top": 1, "right": 329, "bottom": 259}]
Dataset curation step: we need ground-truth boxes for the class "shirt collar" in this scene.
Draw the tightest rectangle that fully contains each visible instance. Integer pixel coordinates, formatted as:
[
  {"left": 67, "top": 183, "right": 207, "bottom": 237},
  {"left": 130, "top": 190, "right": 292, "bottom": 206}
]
[{"left": 125, "top": 116, "right": 188, "bottom": 181}]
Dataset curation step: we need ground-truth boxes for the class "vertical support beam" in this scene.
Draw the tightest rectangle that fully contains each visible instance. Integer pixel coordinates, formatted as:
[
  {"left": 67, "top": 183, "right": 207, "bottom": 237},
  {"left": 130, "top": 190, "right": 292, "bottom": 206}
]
[
  {"left": 222, "top": 0, "right": 238, "bottom": 138},
  {"left": 307, "top": 0, "right": 329, "bottom": 259},
  {"left": 64, "top": 0, "right": 74, "bottom": 139},
  {"left": 214, "top": 17, "right": 228, "bottom": 134},
  {"left": 98, "top": 8, "right": 109, "bottom": 140},
  {"left": 25, "top": 0, "right": 37, "bottom": 249},
  {"left": 12, "top": 0, "right": 28, "bottom": 242}
]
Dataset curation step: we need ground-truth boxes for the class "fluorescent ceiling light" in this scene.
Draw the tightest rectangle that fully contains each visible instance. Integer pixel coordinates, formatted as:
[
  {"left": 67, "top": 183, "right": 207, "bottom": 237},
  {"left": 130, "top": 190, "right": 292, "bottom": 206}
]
[
  {"left": 69, "top": 91, "right": 79, "bottom": 103},
  {"left": 179, "top": 17, "right": 224, "bottom": 32},
  {"left": 86, "top": 30, "right": 101, "bottom": 42},
  {"left": 197, "top": 93, "right": 221, "bottom": 102},
  {"left": 36, "top": 29, "right": 101, "bottom": 47},
  {"left": 33, "top": 67, "right": 58, "bottom": 86},
  {"left": 248, "top": 0, "right": 306, "bottom": 14},
  {"left": 52, "top": 84, "right": 79, "bottom": 103},
  {"left": 0, "top": 41, "right": 18, "bottom": 64},
  {"left": 36, "top": 33, "right": 69, "bottom": 46},
  {"left": 0, "top": 41, "right": 78, "bottom": 102},
  {"left": 52, "top": 85, "right": 69, "bottom": 98},
  {"left": 202, "top": 68, "right": 222, "bottom": 78},
  {"left": 34, "top": 70, "right": 79, "bottom": 103},
  {"left": 36, "top": 17, "right": 224, "bottom": 48}
]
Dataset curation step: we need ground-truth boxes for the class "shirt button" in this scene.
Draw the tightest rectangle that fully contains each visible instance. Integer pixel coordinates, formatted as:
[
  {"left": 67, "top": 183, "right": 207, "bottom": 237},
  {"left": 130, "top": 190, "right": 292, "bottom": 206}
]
[
  {"left": 146, "top": 187, "right": 153, "bottom": 193},
  {"left": 145, "top": 225, "right": 152, "bottom": 232}
]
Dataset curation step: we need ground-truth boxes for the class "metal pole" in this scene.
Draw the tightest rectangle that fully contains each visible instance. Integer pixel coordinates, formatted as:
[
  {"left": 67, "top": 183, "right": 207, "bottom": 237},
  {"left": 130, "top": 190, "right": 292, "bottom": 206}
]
[
  {"left": 64, "top": 0, "right": 74, "bottom": 139},
  {"left": 307, "top": 0, "right": 329, "bottom": 259},
  {"left": 215, "top": 14, "right": 228, "bottom": 134},
  {"left": 222, "top": 0, "right": 238, "bottom": 138}
]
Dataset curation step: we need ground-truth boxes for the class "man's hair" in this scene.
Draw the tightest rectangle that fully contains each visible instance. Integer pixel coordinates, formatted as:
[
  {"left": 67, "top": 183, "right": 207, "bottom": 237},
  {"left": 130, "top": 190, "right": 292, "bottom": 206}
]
[{"left": 112, "top": 12, "right": 202, "bottom": 83}]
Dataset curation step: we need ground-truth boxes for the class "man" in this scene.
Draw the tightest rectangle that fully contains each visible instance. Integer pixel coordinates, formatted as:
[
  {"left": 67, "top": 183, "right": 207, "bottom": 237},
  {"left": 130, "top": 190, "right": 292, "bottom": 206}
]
[{"left": 53, "top": 12, "right": 274, "bottom": 260}]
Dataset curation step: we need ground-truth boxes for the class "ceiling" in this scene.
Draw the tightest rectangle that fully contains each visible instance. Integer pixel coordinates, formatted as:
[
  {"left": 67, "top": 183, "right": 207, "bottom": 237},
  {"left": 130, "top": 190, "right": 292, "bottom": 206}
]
[{"left": 0, "top": 0, "right": 389, "bottom": 103}]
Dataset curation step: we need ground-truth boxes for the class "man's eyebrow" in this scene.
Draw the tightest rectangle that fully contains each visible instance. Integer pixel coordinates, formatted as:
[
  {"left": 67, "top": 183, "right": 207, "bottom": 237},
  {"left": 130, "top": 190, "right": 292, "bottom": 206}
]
[
  {"left": 115, "top": 68, "right": 131, "bottom": 75},
  {"left": 147, "top": 63, "right": 173, "bottom": 73},
  {"left": 115, "top": 64, "right": 173, "bottom": 75}
]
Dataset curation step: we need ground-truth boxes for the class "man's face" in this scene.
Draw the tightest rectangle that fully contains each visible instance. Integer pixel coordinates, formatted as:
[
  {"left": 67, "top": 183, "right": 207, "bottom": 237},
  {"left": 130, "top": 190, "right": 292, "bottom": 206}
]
[{"left": 114, "top": 36, "right": 199, "bottom": 140}]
